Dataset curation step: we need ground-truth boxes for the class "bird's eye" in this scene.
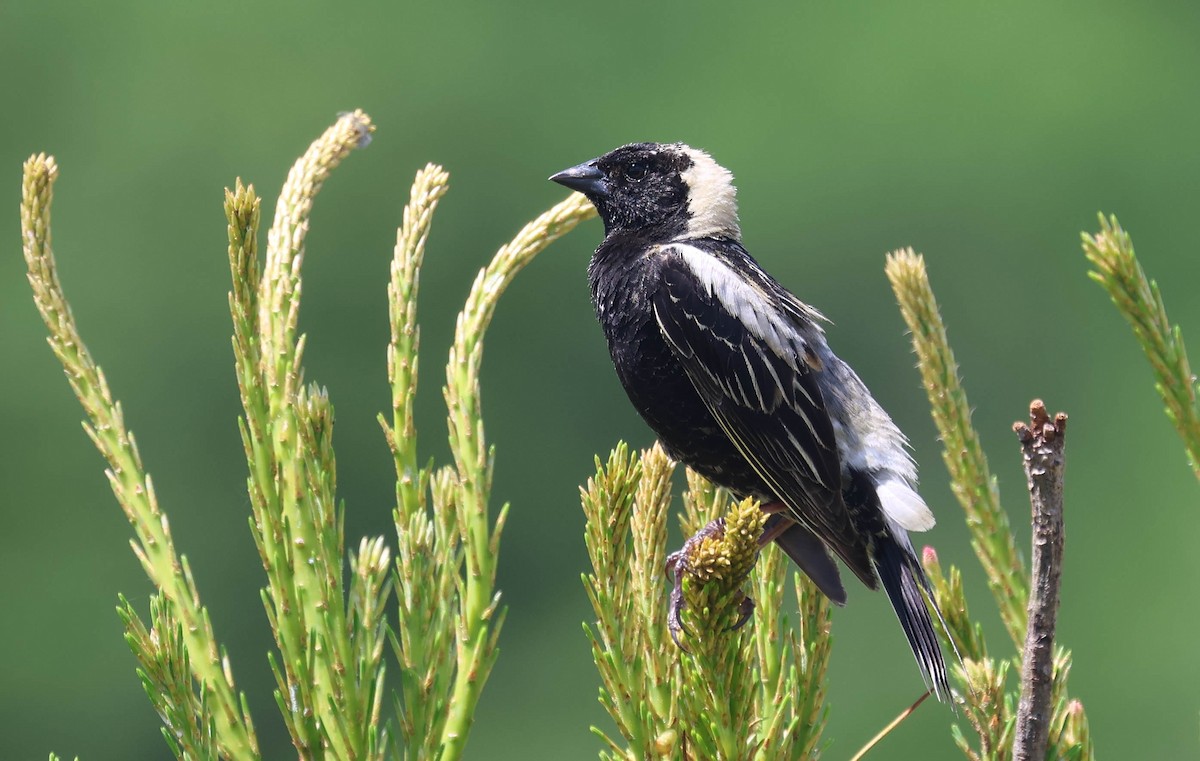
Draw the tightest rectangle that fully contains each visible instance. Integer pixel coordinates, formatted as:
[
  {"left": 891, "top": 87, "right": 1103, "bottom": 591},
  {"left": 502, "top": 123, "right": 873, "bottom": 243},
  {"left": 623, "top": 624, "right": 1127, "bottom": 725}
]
[{"left": 626, "top": 160, "right": 648, "bottom": 181}]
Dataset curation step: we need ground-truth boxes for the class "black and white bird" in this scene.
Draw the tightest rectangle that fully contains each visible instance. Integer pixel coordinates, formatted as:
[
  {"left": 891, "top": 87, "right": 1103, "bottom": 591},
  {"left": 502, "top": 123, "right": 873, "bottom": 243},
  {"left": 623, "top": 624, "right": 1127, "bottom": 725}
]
[{"left": 551, "top": 142, "right": 952, "bottom": 699}]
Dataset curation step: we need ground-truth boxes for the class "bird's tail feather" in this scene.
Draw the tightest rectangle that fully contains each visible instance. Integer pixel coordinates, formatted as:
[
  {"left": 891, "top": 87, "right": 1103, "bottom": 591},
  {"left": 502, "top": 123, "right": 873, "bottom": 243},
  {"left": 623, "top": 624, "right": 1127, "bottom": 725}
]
[
  {"left": 767, "top": 515, "right": 848, "bottom": 605},
  {"left": 873, "top": 534, "right": 953, "bottom": 701}
]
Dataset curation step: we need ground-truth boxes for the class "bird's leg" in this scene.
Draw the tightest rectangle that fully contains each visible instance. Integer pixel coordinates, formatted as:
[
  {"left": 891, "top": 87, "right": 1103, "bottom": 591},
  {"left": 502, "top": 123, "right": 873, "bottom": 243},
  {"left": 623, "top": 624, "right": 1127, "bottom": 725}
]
[{"left": 756, "top": 502, "right": 794, "bottom": 547}]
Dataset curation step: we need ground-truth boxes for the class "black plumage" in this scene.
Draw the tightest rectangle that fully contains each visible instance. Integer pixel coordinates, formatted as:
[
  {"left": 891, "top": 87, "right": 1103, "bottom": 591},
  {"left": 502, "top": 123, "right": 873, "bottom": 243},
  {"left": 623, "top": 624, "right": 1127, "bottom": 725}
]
[{"left": 551, "top": 142, "right": 953, "bottom": 699}]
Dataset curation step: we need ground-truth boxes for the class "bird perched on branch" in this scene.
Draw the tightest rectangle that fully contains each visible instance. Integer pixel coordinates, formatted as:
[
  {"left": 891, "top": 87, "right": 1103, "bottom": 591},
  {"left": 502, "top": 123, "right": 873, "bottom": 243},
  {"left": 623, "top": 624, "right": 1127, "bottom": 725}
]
[{"left": 551, "top": 142, "right": 952, "bottom": 699}]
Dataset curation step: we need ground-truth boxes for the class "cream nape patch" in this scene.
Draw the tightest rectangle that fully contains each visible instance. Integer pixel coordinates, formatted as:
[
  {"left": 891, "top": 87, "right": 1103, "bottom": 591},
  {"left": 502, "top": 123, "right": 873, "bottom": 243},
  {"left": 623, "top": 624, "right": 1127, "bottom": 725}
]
[{"left": 679, "top": 146, "right": 741, "bottom": 240}]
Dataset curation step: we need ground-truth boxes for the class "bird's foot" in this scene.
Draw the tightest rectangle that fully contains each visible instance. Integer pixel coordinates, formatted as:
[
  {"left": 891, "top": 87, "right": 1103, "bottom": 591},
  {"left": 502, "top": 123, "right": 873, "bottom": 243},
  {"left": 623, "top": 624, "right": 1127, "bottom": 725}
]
[{"left": 665, "top": 517, "right": 758, "bottom": 648}]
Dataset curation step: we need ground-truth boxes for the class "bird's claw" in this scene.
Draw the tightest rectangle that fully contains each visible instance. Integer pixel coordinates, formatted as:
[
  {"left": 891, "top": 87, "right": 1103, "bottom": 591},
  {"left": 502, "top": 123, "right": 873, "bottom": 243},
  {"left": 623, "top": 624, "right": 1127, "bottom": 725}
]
[
  {"left": 665, "top": 547, "right": 692, "bottom": 650},
  {"left": 729, "top": 594, "right": 755, "bottom": 631}
]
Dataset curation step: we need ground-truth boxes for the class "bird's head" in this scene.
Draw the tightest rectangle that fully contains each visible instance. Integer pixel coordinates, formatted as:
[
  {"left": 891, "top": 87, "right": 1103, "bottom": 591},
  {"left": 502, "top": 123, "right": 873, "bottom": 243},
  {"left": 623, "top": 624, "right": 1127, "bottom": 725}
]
[{"left": 550, "top": 142, "right": 740, "bottom": 241}]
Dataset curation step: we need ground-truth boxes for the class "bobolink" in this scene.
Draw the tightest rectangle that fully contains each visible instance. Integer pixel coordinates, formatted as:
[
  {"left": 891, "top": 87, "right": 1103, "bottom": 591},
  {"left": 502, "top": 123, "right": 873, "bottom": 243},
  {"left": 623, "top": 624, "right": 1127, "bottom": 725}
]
[{"left": 551, "top": 142, "right": 951, "bottom": 698}]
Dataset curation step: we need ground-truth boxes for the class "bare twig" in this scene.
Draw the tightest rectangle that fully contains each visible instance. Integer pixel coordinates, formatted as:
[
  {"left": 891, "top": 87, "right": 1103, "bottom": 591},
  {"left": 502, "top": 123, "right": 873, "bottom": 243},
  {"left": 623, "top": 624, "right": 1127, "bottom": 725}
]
[
  {"left": 1011, "top": 400, "right": 1068, "bottom": 761},
  {"left": 847, "top": 690, "right": 932, "bottom": 761}
]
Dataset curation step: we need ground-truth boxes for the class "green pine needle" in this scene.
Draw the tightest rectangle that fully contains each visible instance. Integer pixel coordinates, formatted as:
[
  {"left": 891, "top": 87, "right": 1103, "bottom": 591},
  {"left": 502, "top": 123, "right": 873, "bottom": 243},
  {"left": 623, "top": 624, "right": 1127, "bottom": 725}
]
[
  {"left": 581, "top": 445, "right": 831, "bottom": 760},
  {"left": 23, "top": 113, "right": 597, "bottom": 761},
  {"left": 885, "top": 247, "right": 1028, "bottom": 647},
  {"left": 1083, "top": 213, "right": 1200, "bottom": 479},
  {"left": 23, "top": 152, "right": 261, "bottom": 761}
]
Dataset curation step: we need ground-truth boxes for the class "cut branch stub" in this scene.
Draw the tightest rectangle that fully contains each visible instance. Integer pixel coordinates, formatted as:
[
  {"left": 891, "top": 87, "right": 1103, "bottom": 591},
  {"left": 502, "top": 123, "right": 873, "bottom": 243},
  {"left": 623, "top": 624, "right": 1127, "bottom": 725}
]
[
  {"left": 1013, "top": 399, "right": 1068, "bottom": 456},
  {"left": 1011, "top": 399, "right": 1067, "bottom": 761}
]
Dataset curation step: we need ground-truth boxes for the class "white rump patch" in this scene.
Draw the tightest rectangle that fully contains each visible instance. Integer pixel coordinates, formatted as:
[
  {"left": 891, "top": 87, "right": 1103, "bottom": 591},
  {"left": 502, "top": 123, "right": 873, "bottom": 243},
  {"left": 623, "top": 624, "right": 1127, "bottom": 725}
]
[
  {"left": 680, "top": 147, "right": 740, "bottom": 240},
  {"left": 876, "top": 477, "right": 935, "bottom": 532}
]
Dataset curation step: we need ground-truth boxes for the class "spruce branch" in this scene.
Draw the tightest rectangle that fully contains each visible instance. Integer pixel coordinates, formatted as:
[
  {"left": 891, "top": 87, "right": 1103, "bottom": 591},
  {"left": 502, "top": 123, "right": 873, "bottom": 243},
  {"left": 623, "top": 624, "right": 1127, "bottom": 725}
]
[
  {"left": 921, "top": 547, "right": 988, "bottom": 664},
  {"left": 778, "top": 571, "right": 832, "bottom": 759},
  {"left": 955, "top": 657, "right": 1016, "bottom": 760},
  {"left": 1083, "top": 214, "right": 1200, "bottom": 478},
  {"left": 581, "top": 446, "right": 831, "bottom": 760},
  {"left": 346, "top": 535, "right": 394, "bottom": 760},
  {"left": 581, "top": 443, "right": 653, "bottom": 758},
  {"left": 438, "top": 191, "right": 596, "bottom": 760},
  {"left": 1012, "top": 402, "right": 1068, "bottom": 761},
  {"left": 381, "top": 165, "right": 458, "bottom": 758},
  {"left": 22, "top": 153, "right": 260, "bottom": 761},
  {"left": 747, "top": 545, "right": 832, "bottom": 761},
  {"left": 630, "top": 443, "right": 677, "bottom": 729},
  {"left": 119, "top": 594, "right": 220, "bottom": 761},
  {"left": 885, "top": 247, "right": 1028, "bottom": 647},
  {"left": 384, "top": 163, "right": 450, "bottom": 520},
  {"left": 258, "top": 110, "right": 375, "bottom": 389},
  {"left": 228, "top": 110, "right": 384, "bottom": 759}
]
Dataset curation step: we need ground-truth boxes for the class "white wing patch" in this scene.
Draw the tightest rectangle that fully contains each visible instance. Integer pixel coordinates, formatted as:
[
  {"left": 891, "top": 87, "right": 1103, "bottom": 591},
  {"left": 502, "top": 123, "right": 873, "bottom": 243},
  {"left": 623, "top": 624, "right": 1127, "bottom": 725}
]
[
  {"left": 674, "top": 244, "right": 808, "bottom": 372},
  {"left": 876, "top": 476, "right": 936, "bottom": 532},
  {"left": 680, "top": 147, "right": 741, "bottom": 240}
]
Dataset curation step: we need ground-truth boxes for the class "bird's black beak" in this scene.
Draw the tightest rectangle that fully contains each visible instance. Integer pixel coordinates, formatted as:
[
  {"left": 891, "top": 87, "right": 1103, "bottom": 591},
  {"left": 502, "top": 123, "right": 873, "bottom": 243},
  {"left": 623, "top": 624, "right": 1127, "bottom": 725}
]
[{"left": 549, "top": 160, "right": 608, "bottom": 197}]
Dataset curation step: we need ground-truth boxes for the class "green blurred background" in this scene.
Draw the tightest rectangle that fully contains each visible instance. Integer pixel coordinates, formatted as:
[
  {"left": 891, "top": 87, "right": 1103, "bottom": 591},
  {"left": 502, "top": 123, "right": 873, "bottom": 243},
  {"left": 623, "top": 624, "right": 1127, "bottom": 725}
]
[{"left": 3, "top": 1, "right": 1199, "bottom": 758}]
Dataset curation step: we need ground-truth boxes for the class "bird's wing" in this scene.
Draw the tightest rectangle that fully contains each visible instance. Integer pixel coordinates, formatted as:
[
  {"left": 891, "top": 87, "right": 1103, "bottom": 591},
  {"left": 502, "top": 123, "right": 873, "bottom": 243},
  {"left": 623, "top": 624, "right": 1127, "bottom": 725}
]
[{"left": 651, "top": 244, "right": 874, "bottom": 584}]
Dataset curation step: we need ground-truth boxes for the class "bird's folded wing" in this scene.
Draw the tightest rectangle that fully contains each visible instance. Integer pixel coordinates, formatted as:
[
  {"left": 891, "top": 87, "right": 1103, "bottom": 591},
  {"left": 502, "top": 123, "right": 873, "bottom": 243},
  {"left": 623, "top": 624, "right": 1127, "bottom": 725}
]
[{"left": 651, "top": 244, "right": 874, "bottom": 585}]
